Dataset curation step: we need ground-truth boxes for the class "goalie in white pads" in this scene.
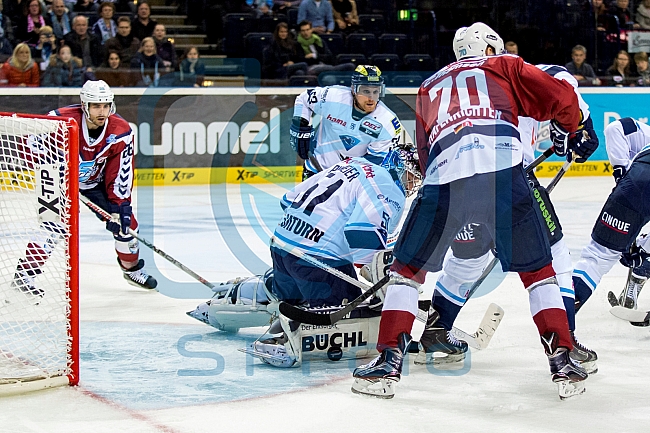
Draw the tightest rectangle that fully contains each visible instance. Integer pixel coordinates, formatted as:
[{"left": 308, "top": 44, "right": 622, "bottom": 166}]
[
  {"left": 573, "top": 118, "right": 650, "bottom": 317},
  {"left": 187, "top": 150, "right": 419, "bottom": 367}
]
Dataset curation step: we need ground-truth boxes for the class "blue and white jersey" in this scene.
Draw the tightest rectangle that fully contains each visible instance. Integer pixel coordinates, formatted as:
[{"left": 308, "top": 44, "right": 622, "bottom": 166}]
[
  {"left": 519, "top": 65, "right": 591, "bottom": 167},
  {"left": 604, "top": 118, "right": 650, "bottom": 169},
  {"left": 275, "top": 157, "right": 405, "bottom": 265},
  {"left": 293, "top": 86, "right": 402, "bottom": 172}
]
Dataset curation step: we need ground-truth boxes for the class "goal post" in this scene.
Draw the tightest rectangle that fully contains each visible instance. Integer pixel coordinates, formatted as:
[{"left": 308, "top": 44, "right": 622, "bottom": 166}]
[{"left": 0, "top": 112, "right": 79, "bottom": 395}]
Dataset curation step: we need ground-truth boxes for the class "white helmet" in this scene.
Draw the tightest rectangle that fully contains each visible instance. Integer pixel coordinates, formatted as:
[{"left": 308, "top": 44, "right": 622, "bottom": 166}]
[
  {"left": 80, "top": 80, "right": 115, "bottom": 117},
  {"left": 453, "top": 22, "right": 505, "bottom": 61}
]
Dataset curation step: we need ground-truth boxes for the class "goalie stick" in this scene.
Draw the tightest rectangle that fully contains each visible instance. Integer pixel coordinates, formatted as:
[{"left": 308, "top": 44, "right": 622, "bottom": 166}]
[
  {"left": 271, "top": 237, "right": 500, "bottom": 349},
  {"left": 80, "top": 195, "right": 224, "bottom": 293},
  {"left": 609, "top": 306, "right": 650, "bottom": 326}
]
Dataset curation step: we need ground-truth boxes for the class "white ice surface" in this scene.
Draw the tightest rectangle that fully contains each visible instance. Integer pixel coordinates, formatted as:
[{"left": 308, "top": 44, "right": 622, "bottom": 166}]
[{"left": 2, "top": 176, "right": 650, "bottom": 433}]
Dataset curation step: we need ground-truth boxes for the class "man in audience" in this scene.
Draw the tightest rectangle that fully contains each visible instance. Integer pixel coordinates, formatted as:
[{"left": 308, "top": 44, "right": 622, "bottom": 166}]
[
  {"left": 105, "top": 16, "right": 140, "bottom": 67},
  {"left": 45, "top": 0, "right": 74, "bottom": 40},
  {"left": 64, "top": 15, "right": 104, "bottom": 70},
  {"left": 298, "top": 0, "right": 335, "bottom": 34},
  {"left": 131, "top": 1, "right": 156, "bottom": 41},
  {"left": 565, "top": 45, "right": 598, "bottom": 85},
  {"left": 505, "top": 41, "right": 518, "bottom": 55},
  {"left": 297, "top": 20, "right": 354, "bottom": 76},
  {"left": 152, "top": 23, "right": 176, "bottom": 70}
]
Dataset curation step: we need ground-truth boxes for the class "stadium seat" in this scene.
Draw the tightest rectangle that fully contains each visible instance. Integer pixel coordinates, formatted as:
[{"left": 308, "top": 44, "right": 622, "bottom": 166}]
[
  {"left": 358, "top": 14, "right": 385, "bottom": 36},
  {"left": 289, "top": 75, "right": 319, "bottom": 86},
  {"left": 245, "top": 33, "right": 273, "bottom": 64},
  {"left": 224, "top": 14, "right": 254, "bottom": 57},
  {"left": 259, "top": 14, "right": 288, "bottom": 33},
  {"left": 370, "top": 54, "right": 401, "bottom": 72},
  {"left": 391, "top": 74, "right": 424, "bottom": 87},
  {"left": 288, "top": 8, "right": 299, "bottom": 28},
  {"left": 403, "top": 54, "right": 435, "bottom": 72},
  {"left": 378, "top": 34, "right": 409, "bottom": 58},
  {"left": 336, "top": 53, "right": 367, "bottom": 66},
  {"left": 347, "top": 33, "right": 377, "bottom": 57},
  {"left": 322, "top": 33, "right": 345, "bottom": 57}
]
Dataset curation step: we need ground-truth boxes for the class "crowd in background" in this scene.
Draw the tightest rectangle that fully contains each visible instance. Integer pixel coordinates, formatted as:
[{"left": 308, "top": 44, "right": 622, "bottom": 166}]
[{"left": 1, "top": 0, "right": 650, "bottom": 87}]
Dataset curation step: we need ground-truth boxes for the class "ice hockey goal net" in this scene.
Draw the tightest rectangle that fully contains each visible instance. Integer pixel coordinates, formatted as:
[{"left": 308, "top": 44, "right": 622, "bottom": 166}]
[{"left": 0, "top": 112, "right": 79, "bottom": 395}]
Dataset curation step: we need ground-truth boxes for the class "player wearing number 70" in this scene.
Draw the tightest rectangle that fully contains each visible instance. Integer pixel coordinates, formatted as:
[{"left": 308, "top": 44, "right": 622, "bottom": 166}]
[
  {"left": 352, "top": 22, "right": 591, "bottom": 399},
  {"left": 11, "top": 80, "right": 157, "bottom": 300}
]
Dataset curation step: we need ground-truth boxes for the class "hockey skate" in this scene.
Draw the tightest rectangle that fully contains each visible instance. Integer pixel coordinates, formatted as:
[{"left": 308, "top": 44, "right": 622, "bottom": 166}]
[
  {"left": 542, "top": 333, "right": 588, "bottom": 400},
  {"left": 119, "top": 259, "right": 158, "bottom": 290},
  {"left": 569, "top": 331, "right": 598, "bottom": 374},
  {"left": 11, "top": 259, "right": 45, "bottom": 303},
  {"left": 617, "top": 272, "right": 646, "bottom": 310},
  {"left": 414, "top": 308, "right": 468, "bottom": 365},
  {"left": 351, "top": 332, "right": 411, "bottom": 399},
  {"left": 240, "top": 336, "right": 297, "bottom": 368}
]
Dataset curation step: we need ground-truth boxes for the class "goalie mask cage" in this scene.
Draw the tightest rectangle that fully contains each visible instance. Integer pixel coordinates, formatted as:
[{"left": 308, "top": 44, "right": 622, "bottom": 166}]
[{"left": 0, "top": 112, "right": 79, "bottom": 395}]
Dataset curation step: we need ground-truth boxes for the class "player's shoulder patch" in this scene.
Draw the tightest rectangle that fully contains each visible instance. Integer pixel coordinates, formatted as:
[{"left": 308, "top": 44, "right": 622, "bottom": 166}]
[
  {"left": 374, "top": 103, "right": 401, "bottom": 135},
  {"left": 620, "top": 117, "right": 638, "bottom": 135}
]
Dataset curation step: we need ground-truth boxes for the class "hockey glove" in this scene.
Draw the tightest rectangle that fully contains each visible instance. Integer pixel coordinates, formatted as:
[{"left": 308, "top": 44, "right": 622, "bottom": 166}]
[
  {"left": 289, "top": 117, "right": 316, "bottom": 160},
  {"left": 620, "top": 243, "right": 650, "bottom": 270},
  {"left": 549, "top": 120, "right": 570, "bottom": 157},
  {"left": 106, "top": 202, "right": 132, "bottom": 235},
  {"left": 613, "top": 165, "right": 626, "bottom": 183},
  {"left": 569, "top": 118, "right": 599, "bottom": 163}
]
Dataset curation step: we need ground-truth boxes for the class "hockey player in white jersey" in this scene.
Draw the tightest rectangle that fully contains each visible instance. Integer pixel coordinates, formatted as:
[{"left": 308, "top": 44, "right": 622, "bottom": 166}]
[
  {"left": 291, "top": 65, "right": 403, "bottom": 179},
  {"left": 405, "top": 65, "right": 599, "bottom": 373},
  {"left": 187, "top": 149, "right": 417, "bottom": 367},
  {"left": 573, "top": 118, "right": 650, "bottom": 316}
]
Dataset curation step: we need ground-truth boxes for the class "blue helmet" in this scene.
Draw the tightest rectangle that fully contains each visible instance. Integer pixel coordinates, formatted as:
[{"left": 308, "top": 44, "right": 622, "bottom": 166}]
[
  {"left": 381, "top": 149, "right": 406, "bottom": 195},
  {"left": 351, "top": 65, "right": 385, "bottom": 98}
]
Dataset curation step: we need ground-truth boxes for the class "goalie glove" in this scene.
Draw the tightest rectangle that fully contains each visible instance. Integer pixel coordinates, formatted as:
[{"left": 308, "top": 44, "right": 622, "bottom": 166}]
[{"left": 289, "top": 117, "right": 316, "bottom": 160}]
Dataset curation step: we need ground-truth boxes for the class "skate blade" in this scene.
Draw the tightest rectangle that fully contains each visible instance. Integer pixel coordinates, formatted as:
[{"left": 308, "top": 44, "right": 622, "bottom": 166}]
[
  {"left": 556, "top": 380, "right": 586, "bottom": 400},
  {"left": 124, "top": 279, "right": 158, "bottom": 291},
  {"left": 237, "top": 348, "right": 296, "bottom": 368},
  {"left": 413, "top": 351, "right": 465, "bottom": 365},
  {"left": 351, "top": 378, "right": 395, "bottom": 399}
]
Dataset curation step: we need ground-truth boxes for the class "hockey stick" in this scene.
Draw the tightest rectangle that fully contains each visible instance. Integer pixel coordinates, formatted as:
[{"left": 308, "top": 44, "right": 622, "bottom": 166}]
[
  {"left": 526, "top": 146, "right": 555, "bottom": 173},
  {"left": 463, "top": 155, "right": 574, "bottom": 301},
  {"left": 79, "top": 195, "right": 221, "bottom": 292}
]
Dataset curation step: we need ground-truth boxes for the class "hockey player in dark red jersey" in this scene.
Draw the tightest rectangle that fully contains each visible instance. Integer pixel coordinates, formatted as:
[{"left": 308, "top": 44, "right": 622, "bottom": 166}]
[
  {"left": 12, "top": 80, "right": 157, "bottom": 295},
  {"left": 351, "top": 23, "right": 591, "bottom": 400}
]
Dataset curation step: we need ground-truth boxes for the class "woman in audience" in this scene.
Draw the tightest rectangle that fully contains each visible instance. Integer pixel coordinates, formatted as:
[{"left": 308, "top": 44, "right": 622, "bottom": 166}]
[
  {"left": 176, "top": 46, "right": 205, "bottom": 87},
  {"left": 92, "top": 2, "right": 117, "bottom": 44},
  {"left": 41, "top": 43, "right": 84, "bottom": 86},
  {"left": 262, "top": 22, "right": 307, "bottom": 79},
  {"left": 96, "top": 49, "right": 134, "bottom": 87},
  {"left": 637, "top": 0, "right": 650, "bottom": 29},
  {"left": 130, "top": 36, "right": 165, "bottom": 86},
  {"left": 0, "top": 42, "right": 40, "bottom": 86},
  {"left": 607, "top": 50, "right": 634, "bottom": 86},
  {"left": 16, "top": 0, "right": 45, "bottom": 44}
]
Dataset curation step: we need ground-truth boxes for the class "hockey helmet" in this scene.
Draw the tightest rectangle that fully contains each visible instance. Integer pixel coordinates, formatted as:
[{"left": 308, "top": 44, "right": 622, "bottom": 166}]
[
  {"left": 80, "top": 80, "right": 115, "bottom": 117},
  {"left": 351, "top": 65, "right": 385, "bottom": 99},
  {"left": 453, "top": 22, "right": 505, "bottom": 61}
]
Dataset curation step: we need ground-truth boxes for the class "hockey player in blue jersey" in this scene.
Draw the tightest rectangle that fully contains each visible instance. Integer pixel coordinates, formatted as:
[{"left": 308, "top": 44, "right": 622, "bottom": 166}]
[
  {"left": 572, "top": 118, "right": 650, "bottom": 316},
  {"left": 290, "top": 65, "right": 403, "bottom": 179}
]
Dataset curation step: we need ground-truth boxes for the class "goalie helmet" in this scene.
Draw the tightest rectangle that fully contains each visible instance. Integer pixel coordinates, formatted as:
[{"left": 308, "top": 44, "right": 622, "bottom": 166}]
[
  {"left": 380, "top": 149, "right": 407, "bottom": 196},
  {"left": 453, "top": 22, "right": 505, "bottom": 61},
  {"left": 351, "top": 65, "right": 385, "bottom": 98},
  {"left": 395, "top": 143, "right": 423, "bottom": 197},
  {"left": 80, "top": 80, "right": 115, "bottom": 117}
]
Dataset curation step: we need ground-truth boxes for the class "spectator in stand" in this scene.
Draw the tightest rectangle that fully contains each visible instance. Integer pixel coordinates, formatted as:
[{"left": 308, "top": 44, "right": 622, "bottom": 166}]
[
  {"left": 505, "top": 41, "right": 518, "bottom": 55},
  {"left": 637, "top": 0, "right": 650, "bottom": 30},
  {"left": 175, "top": 45, "right": 205, "bottom": 87},
  {"left": 589, "top": 0, "right": 609, "bottom": 32},
  {"left": 272, "top": 1, "right": 301, "bottom": 14},
  {"left": 46, "top": 0, "right": 73, "bottom": 40},
  {"left": 96, "top": 49, "right": 135, "bottom": 87},
  {"left": 607, "top": 50, "right": 634, "bottom": 86},
  {"left": 298, "top": 0, "right": 334, "bottom": 34},
  {"left": 297, "top": 20, "right": 354, "bottom": 75},
  {"left": 131, "top": 1, "right": 156, "bottom": 42},
  {"left": 0, "top": 42, "right": 40, "bottom": 86},
  {"left": 565, "top": 44, "right": 598, "bottom": 85},
  {"left": 72, "top": 0, "right": 97, "bottom": 14},
  {"left": 64, "top": 15, "right": 104, "bottom": 69},
  {"left": 41, "top": 43, "right": 84, "bottom": 86},
  {"left": 262, "top": 22, "right": 307, "bottom": 79},
  {"left": 92, "top": 2, "right": 117, "bottom": 44},
  {"left": 0, "top": 25, "right": 13, "bottom": 62},
  {"left": 331, "top": 0, "right": 359, "bottom": 34},
  {"left": 610, "top": 0, "right": 639, "bottom": 30},
  {"left": 152, "top": 23, "right": 175, "bottom": 70},
  {"left": 16, "top": 0, "right": 45, "bottom": 45},
  {"left": 31, "top": 24, "right": 56, "bottom": 71},
  {"left": 105, "top": 16, "right": 139, "bottom": 66},
  {"left": 130, "top": 36, "right": 164, "bottom": 86},
  {"left": 249, "top": 0, "right": 273, "bottom": 18},
  {"left": 634, "top": 51, "right": 650, "bottom": 86},
  {"left": 1, "top": 0, "right": 17, "bottom": 45}
]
